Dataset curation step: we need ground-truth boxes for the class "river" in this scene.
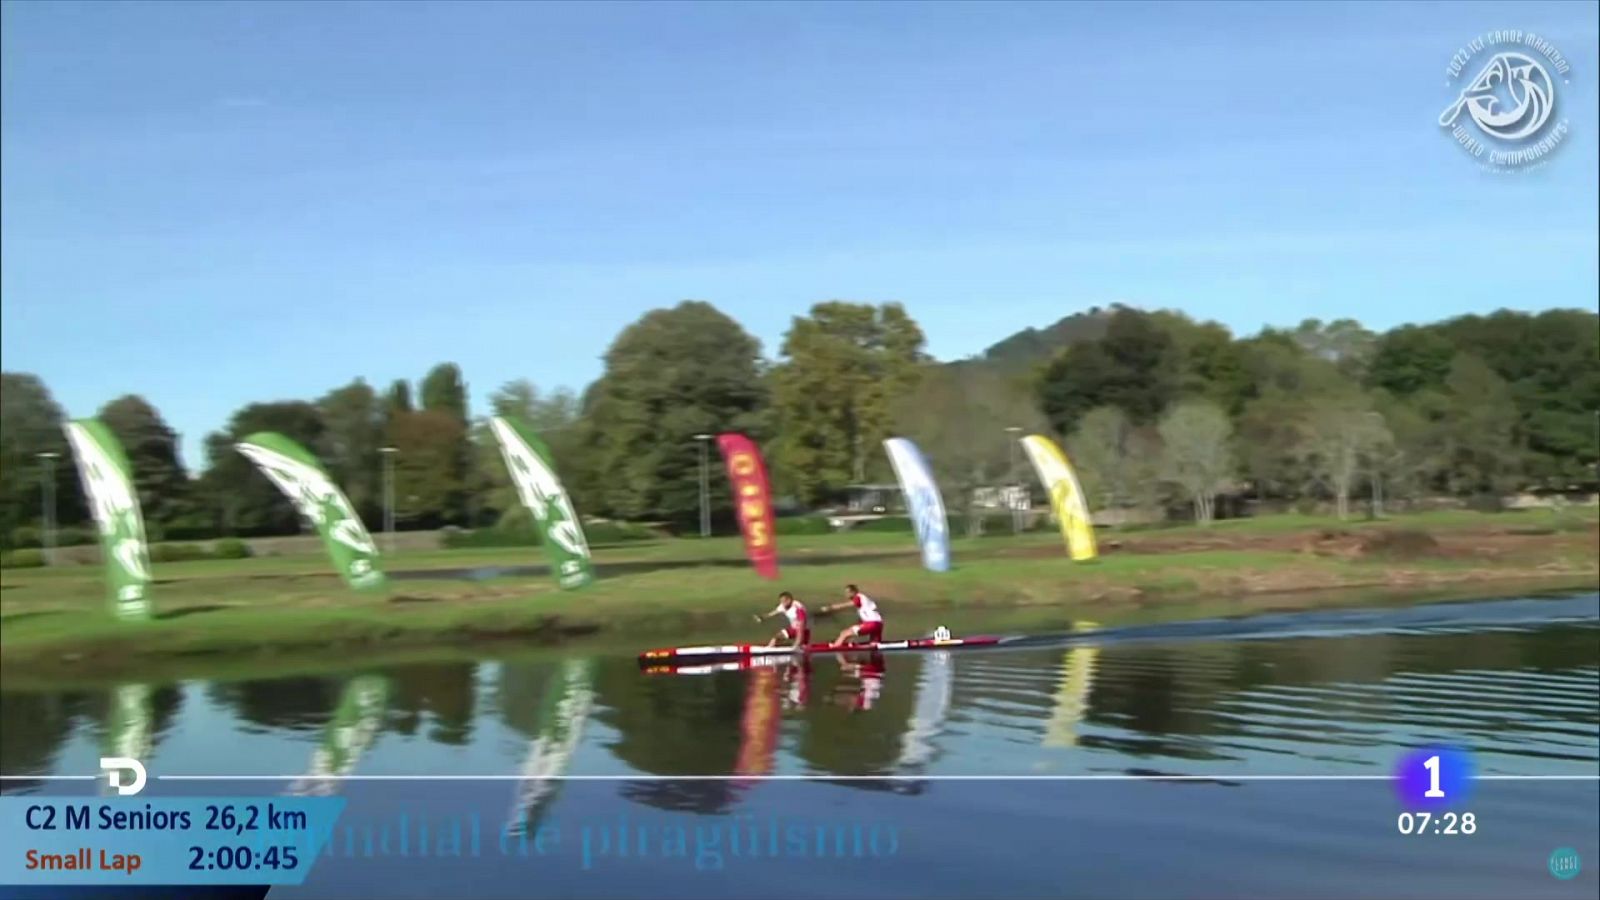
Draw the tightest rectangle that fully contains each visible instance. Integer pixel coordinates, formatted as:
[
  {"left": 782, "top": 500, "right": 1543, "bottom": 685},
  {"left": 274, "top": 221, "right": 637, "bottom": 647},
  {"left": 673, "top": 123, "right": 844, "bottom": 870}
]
[{"left": 2, "top": 592, "right": 1597, "bottom": 898}]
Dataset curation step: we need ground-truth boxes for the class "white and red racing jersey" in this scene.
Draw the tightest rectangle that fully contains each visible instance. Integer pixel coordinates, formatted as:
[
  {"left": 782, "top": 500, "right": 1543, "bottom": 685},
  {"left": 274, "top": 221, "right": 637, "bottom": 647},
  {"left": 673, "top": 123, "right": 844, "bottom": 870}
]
[
  {"left": 774, "top": 600, "right": 808, "bottom": 629},
  {"left": 851, "top": 592, "right": 882, "bottom": 624}
]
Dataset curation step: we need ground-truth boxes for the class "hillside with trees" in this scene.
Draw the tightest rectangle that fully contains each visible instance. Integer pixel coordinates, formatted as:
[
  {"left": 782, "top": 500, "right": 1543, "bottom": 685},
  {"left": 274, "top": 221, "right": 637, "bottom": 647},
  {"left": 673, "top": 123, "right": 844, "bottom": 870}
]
[{"left": 2, "top": 302, "right": 1595, "bottom": 549}]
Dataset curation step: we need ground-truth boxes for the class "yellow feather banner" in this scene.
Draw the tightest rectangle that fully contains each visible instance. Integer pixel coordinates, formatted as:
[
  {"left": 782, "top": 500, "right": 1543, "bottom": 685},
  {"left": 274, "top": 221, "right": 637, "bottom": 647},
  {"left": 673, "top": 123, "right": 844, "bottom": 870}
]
[{"left": 1020, "top": 435, "right": 1098, "bottom": 561}]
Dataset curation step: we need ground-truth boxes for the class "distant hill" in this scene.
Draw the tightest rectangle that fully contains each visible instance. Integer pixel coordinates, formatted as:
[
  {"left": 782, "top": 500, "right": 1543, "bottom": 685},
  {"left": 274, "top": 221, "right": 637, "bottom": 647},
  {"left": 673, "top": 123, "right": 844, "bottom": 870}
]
[{"left": 958, "top": 304, "right": 1125, "bottom": 372}]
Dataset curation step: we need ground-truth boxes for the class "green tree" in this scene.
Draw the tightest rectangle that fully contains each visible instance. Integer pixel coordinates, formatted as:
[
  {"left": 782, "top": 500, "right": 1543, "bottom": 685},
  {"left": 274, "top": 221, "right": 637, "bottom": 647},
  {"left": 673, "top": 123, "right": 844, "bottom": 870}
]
[
  {"left": 1149, "top": 312, "right": 1251, "bottom": 412},
  {"left": 196, "top": 401, "right": 326, "bottom": 535},
  {"left": 1292, "top": 398, "right": 1391, "bottom": 520},
  {"left": 1232, "top": 333, "right": 1360, "bottom": 499},
  {"left": 417, "top": 363, "right": 472, "bottom": 521},
  {"left": 1366, "top": 324, "right": 1456, "bottom": 397},
  {"left": 1369, "top": 389, "right": 1437, "bottom": 505},
  {"left": 1158, "top": 399, "right": 1234, "bottom": 525},
  {"left": 97, "top": 395, "right": 190, "bottom": 534},
  {"left": 316, "top": 379, "right": 384, "bottom": 524},
  {"left": 1066, "top": 405, "right": 1161, "bottom": 515},
  {"left": 420, "top": 363, "right": 468, "bottom": 421},
  {"left": 0, "top": 373, "right": 81, "bottom": 545},
  {"left": 1364, "top": 309, "right": 1598, "bottom": 490},
  {"left": 891, "top": 365, "right": 1046, "bottom": 535},
  {"left": 1290, "top": 318, "right": 1377, "bottom": 380},
  {"left": 1435, "top": 353, "right": 1522, "bottom": 496},
  {"left": 976, "top": 306, "right": 1117, "bottom": 371},
  {"left": 770, "top": 301, "right": 927, "bottom": 505},
  {"left": 387, "top": 410, "right": 470, "bottom": 528},
  {"left": 383, "top": 380, "right": 413, "bottom": 422},
  {"left": 1037, "top": 308, "right": 1178, "bottom": 437},
  {"left": 580, "top": 301, "right": 767, "bottom": 525},
  {"left": 1438, "top": 309, "right": 1600, "bottom": 484}
]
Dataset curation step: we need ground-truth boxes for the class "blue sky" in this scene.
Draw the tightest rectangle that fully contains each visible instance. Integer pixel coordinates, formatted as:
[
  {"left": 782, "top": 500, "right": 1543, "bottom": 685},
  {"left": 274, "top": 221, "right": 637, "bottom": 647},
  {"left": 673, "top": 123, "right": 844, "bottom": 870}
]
[{"left": 3, "top": 1, "right": 1596, "bottom": 468}]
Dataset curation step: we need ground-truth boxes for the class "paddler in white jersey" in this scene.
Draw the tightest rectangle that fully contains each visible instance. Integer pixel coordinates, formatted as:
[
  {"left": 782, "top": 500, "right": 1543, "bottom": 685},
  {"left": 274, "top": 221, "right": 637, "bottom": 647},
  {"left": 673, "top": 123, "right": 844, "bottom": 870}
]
[
  {"left": 753, "top": 591, "right": 810, "bottom": 650},
  {"left": 821, "top": 583, "right": 885, "bottom": 646}
]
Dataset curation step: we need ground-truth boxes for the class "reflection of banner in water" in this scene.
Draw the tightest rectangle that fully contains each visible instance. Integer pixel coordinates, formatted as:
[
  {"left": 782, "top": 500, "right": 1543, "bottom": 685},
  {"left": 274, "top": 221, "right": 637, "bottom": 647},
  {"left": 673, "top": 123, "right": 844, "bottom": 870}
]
[
  {"left": 1043, "top": 626, "right": 1099, "bottom": 748},
  {"left": 897, "top": 651, "right": 953, "bottom": 770},
  {"left": 101, "top": 684, "right": 152, "bottom": 795},
  {"left": 734, "top": 666, "right": 782, "bottom": 784},
  {"left": 289, "top": 676, "right": 389, "bottom": 797},
  {"left": 506, "top": 659, "right": 593, "bottom": 836}
]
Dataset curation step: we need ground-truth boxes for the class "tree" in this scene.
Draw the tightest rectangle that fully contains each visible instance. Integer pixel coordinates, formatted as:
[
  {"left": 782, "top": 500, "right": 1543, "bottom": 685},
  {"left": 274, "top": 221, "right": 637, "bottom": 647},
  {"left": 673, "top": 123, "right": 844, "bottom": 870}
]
[
  {"left": 196, "top": 402, "right": 326, "bottom": 535},
  {"left": 1037, "top": 308, "right": 1179, "bottom": 437},
  {"left": 98, "top": 395, "right": 190, "bottom": 533},
  {"left": 0, "top": 373, "right": 81, "bottom": 545},
  {"left": 977, "top": 306, "right": 1116, "bottom": 372},
  {"left": 891, "top": 365, "right": 1046, "bottom": 535},
  {"left": 417, "top": 363, "right": 472, "bottom": 521},
  {"left": 387, "top": 410, "right": 469, "bottom": 527},
  {"left": 1157, "top": 400, "right": 1234, "bottom": 525},
  {"left": 1368, "top": 389, "right": 1435, "bottom": 508},
  {"left": 1366, "top": 325, "right": 1456, "bottom": 397},
  {"left": 316, "top": 379, "right": 384, "bottom": 524},
  {"left": 1066, "top": 405, "right": 1161, "bottom": 515},
  {"left": 488, "top": 379, "right": 579, "bottom": 434},
  {"left": 1435, "top": 353, "right": 1522, "bottom": 496},
  {"left": 1438, "top": 309, "right": 1600, "bottom": 485},
  {"left": 1293, "top": 399, "right": 1392, "bottom": 520},
  {"left": 383, "top": 380, "right": 413, "bottom": 421},
  {"left": 420, "top": 363, "right": 468, "bottom": 421},
  {"left": 770, "top": 301, "right": 926, "bottom": 505},
  {"left": 1290, "top": 318, "right": 1377, "bottom": 379},
  {"left": 580, "top": 302, "right": 767, "bottom": 525},
  {"left": 1233, "top": 334, "right": 1363, "bottom": 500},
  {"left": 1236, "top": 393, "right": 1309, "bottom": 501},
  {"left": 1149, "top": 312, "right": 1251, "bottom": 412}
]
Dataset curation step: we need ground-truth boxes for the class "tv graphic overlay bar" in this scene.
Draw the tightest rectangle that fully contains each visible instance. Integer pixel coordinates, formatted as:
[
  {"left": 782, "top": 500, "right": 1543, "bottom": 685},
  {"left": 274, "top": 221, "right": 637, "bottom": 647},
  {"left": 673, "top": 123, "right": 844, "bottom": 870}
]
[{"left": 0, "top": 762, "right": 343, "bottom": 889}]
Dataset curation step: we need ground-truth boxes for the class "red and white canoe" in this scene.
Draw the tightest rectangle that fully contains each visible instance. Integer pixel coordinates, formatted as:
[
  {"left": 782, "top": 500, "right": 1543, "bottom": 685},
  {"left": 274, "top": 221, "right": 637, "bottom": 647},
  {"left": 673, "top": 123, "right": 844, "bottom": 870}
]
[{"left": 638, "top": 634, "right": 1002, "bottom": 665}]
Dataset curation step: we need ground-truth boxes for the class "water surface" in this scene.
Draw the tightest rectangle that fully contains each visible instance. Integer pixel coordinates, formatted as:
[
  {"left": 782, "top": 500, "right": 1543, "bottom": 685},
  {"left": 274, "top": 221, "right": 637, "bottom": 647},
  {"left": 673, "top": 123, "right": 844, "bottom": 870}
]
[{"left": 3, "top": 593, "right": 1597, "bottom": 898}]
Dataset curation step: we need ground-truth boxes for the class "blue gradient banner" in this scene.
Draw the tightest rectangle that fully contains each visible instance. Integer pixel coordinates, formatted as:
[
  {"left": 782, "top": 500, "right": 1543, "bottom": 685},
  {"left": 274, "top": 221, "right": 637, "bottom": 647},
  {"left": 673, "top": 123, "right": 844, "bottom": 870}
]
[
  {"left": 0, "top": 797, "right": 343, "bottom": 886},
  {"left": 883, "top": 437, "right": 950, "bottom": 573}
]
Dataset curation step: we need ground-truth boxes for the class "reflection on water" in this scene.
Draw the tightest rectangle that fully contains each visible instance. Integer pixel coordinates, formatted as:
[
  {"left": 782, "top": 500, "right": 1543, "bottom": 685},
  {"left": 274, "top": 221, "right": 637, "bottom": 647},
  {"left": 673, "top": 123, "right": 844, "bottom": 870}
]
[
  {"left": 1044, "top": 640, "right": 1098, "bottom": 749},
  {"left": 4, "top": 594, "right": 1597, "bottom": 787},
  {"left": 289, "top": 676, "right": 389, "bottom": 797},
  {"left": 3, "top": 593, "right": 1596, "bottom": 898},
  {"left": 505, "top": 659, "right": 592, "bottom": 835}
]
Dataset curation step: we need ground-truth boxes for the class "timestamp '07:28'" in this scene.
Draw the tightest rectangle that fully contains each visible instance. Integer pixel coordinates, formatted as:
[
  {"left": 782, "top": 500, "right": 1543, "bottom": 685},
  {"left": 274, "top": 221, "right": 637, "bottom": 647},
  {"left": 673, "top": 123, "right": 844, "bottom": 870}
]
[{"left": 1397, "top": 812, "right": 1477, "bottom": 835}]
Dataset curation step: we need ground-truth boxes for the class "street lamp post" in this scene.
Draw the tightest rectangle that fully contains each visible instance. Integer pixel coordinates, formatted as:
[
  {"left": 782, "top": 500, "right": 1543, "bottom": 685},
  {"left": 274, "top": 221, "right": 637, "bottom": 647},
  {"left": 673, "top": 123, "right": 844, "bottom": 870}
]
[
  {"left": 379, "top": 447, "right": 399, "bottom": 553},
  {"left": 36, "top": 451, "right": 60, "bottom": 566},
  {"left": 693, "top": 434, "right": 714, "bottom": 538},
  {"left": 1004, "top": 426, "right": 1023, "bottom": 534},
  {"left": 1364, "top": 411, "right": 1386, "bottom": 520}
]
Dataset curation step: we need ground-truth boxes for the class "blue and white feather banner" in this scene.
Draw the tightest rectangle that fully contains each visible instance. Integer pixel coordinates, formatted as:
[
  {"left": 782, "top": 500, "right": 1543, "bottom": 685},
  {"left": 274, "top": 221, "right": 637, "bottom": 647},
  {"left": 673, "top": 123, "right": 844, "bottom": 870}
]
[{"left": 883, "top": 437, "right": 951, "bottom": 573}]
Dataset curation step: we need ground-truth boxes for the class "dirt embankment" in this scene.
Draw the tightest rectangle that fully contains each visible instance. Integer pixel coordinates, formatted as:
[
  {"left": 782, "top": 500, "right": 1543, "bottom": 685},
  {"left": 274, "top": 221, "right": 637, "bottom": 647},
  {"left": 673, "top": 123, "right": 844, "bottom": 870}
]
[{"left": 1091, "top": 522, "right": 1598, "bottom": 561}]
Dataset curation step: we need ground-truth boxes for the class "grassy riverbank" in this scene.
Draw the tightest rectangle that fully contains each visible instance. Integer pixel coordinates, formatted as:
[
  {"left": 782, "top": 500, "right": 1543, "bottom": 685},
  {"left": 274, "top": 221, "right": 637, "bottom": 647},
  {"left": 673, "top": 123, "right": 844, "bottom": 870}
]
[{"left": 1, "top": 509, "right": 1595, "bottom": 679}]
